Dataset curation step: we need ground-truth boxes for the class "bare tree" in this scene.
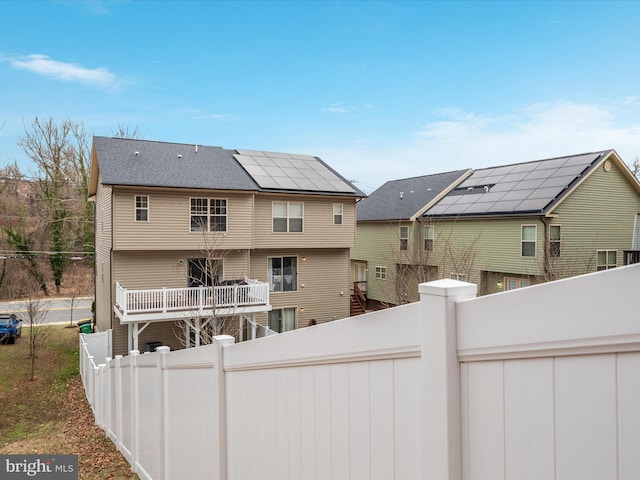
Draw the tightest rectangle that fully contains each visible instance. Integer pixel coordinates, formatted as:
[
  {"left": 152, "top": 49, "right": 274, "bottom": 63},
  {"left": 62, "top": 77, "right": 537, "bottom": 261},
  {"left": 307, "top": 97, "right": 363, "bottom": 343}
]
[
  {"left": 24, "top": 295, "right": 49, "bottom": 381},
  {"left": 110, "top": 123, "right": 144, "bottom": 139},
  {"left": 173, "top": 218, "right": 245, "bottom": 347},
  {"left": 66, "top": 291, "right": 78, "bottom": 328},
  {"left": 628, "top": 156, "right": 640, "bottom": 180},
  {"left": 18, "top": 117, "right": 93, "bottom": 293},
  {"left": 383, "top": 220, "right": 479, "bottom": 306}
]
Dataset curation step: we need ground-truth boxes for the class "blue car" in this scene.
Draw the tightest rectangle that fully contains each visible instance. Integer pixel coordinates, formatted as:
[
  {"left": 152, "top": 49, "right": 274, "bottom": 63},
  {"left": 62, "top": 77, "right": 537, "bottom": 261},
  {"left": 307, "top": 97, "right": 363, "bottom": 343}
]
[{"left": 0, "top": 314, "right": 22, "bottom": 344}]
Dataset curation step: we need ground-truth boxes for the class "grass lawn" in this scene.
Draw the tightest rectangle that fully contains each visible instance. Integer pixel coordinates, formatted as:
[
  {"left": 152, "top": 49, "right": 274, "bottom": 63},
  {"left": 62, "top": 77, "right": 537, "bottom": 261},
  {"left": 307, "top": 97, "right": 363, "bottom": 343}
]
[{"left": 0, "top": 325, "right": 137, "bottom": 479}]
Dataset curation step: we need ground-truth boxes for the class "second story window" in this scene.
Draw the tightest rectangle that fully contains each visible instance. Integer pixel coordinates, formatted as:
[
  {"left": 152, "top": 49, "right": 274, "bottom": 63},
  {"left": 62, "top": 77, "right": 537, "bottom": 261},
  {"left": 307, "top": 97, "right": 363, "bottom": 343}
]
[
  {"left": 549, "top": 225, "right": 561, "bottom": 257},
  {"left": 135, "top": 195, "right": 148, "bottom": 221},
  {"left": 400, "top": 226, "right": 409, "bottom": 251},
  {"left": 273, "top": 202, "right": 303, "bottom": 232},
  {"left": 190, "top": 198, "right": 227, "bottom": 232},
  {"left": 268, "top": 256, "right": 297, "bottom": 291},
  {"left": 424, "top": 225, "right": 434, "bottom": 251},
  {"left": 521, "top": 225, "right": 537, "bottom": 257},
  {"left": 333, "top": 203, "right": 343, "bottom": 225}
]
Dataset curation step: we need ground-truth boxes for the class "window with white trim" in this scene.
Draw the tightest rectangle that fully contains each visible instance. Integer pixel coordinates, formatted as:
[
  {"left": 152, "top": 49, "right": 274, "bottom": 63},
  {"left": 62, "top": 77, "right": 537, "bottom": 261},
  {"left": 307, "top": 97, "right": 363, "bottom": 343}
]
[
  {"left": 268, "top": 256, "right": 298, "bottom": 291},
  {"left": 333, "top": 203, "right": 343, "bottom": 225},
  {"left": 190, "top": 198, "right": 227, "bottom": 232},
  {"left": 521, "top": 225, "right": 537, "bottom": 257},
  {"left": 424, "top": 225, "right": 434, "bottom": 251},
  {"left": 273, "top": 202, "right": 303, "bottom": 232},
  {"left": 400, "top": 226, "right": 409, "bottom": 251},
  {"left": 450, "top": 272, "right": 467, "bottom": 281},
  {"left": 375, "top": 266, "right": 387, "bottom": 280},
  {"left": 135, "top": 195, "right": 148, "bottom": 221},
  {"left": 549, "top": 225, "right": 561, "bottom": 257},
  {"left": 596, "top": 250, "right": 617, "bottom": 271}
]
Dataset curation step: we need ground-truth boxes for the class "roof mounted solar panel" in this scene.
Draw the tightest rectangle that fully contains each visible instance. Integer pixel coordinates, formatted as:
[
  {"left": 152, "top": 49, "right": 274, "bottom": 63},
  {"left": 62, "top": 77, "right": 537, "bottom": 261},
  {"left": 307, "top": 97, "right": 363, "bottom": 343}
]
[
  {"left": 424, "top": 151, "right": 608, "bottom": 217},
  {"left": 234, "top": 150, "right": 355, "bottom": 193}
]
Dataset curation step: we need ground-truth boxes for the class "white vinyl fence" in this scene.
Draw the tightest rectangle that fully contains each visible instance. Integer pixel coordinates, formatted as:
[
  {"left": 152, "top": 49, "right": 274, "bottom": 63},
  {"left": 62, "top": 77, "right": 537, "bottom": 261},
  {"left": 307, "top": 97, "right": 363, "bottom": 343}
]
[{"left": 80, "top": 264, "right": 640, "bottom": 479}]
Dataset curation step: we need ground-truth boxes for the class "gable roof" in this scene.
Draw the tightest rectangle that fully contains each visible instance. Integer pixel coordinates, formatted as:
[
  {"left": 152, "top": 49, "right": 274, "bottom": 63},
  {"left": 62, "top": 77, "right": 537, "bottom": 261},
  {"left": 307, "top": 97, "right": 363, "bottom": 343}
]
[
  {"left": 424, "top": 150, "right": 633, "bottom": 218},
  {"left": 89, "top": 136, "right": 365, "bottom": 197},
  {"left": 356, "top": 169, "right": 472, "bottom": 222}
]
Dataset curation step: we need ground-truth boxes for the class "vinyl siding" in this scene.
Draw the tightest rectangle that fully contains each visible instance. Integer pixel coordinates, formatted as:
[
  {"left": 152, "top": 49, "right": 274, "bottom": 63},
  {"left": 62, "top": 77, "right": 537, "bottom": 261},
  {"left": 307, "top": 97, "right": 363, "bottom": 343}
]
[
  {"left": 253, "top": 194, "right": 356, "bottom": 249},
  {"left": 550, "top": 160, "right": 638, "bottom": 267},
  {"left": 94, "top": 177, "right": 113, "bottom": 333},
  {"left": 113, "top": 250, "right": 250, "bottom": 290},
  {"left": 430, "top": 217, "right": 544, "bottom": 285},
  {"left": 109, "top": 250, "right": 251, "bottom": 355},
  {"left": 352, "top": 221, "right": 421, "bottom": 306},
  {"left": 249, "top": 248, "right": 351, "bottom": 329},
  {"left": 112, "top": 188, "right": 254, "bottom": 251}
]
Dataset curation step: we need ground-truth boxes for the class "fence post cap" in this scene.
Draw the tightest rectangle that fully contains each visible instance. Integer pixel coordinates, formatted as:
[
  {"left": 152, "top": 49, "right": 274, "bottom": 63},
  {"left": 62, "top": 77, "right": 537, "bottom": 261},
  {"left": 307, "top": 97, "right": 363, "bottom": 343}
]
[{"left": 419, "top": 279, "right": 477, "bottom": 297}]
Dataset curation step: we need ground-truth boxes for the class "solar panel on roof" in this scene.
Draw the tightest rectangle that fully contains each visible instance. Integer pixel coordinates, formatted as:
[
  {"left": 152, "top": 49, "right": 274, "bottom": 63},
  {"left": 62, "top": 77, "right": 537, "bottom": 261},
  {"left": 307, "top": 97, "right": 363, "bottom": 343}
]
[
  {"left": 425, "top": 152, "right": 602, "bottom": 217},
  {"left": 234, "top": 151, "right": 355, "bottom": 193}
]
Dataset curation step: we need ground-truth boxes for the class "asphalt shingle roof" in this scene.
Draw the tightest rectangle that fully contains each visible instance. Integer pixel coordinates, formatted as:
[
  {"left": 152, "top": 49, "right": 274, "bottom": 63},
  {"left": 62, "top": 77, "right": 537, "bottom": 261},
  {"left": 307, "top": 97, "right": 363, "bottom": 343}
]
[
  {"left": 92, "top": 136, "right": 365, "bottom": 197},
  {"left": 356, "top": 170, "right": 470, "bottom": 221}
]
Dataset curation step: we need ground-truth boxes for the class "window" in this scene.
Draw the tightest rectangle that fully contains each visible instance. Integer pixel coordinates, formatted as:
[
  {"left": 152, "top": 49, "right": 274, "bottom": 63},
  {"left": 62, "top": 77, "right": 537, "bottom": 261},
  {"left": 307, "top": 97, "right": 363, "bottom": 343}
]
[
  {"left": 521, "top": 225, "right": 537, "bottom": 257},
  {"left": 268, "top": 256, "right": 298, "bottom": 291},
  {"left": 597, "top": 250, "right": 617, "bottom": 271},
  {"left": 273, "top": 202, "right": 303, "bottom": 232},
  {"left": 268, "top": 307, "right": 296, "bottom": 333},
  {"left": 424, "top": 225, "right": 434, "bottom": 251},
  {"left": 450, "top": 272, "right": 467, "bottom": 281},
  {"left": 549, "top": 225, "right": 561, "bottom": 257},
  {"left": 375, "top": 266, "right": 387, "bottom": 280},
  {"left": 333, "top": 203, "right": 343, "bottom": 225},
  {"left": 188, "top": 258, "right": 223, "bottom": 287},
  {"left": 400, "top": 226, "right": 409, "bottom": 251},
  {"left": 504, "top": 277, "right": 529, "bottom": 290},
  {"left": 190, "top": 198, "right": 227, "bottom": 232},
  {"left": 135, "top": 195, "right": 148, "bottom": 221}
]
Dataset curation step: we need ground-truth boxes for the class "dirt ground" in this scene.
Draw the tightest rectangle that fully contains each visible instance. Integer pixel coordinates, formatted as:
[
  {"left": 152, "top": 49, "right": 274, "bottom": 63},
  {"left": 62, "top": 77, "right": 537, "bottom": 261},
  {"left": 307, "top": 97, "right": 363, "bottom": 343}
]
[{"left": 0, "top": 326, "right": 137, "bottom": 480}]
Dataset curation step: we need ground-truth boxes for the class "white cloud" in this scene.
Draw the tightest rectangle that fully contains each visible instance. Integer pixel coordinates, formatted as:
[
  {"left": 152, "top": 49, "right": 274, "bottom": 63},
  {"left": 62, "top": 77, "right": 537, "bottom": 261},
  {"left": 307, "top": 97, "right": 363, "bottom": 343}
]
[
  {"left": 8, "top": 54, "right": 117, "bottom": 89},
  {"left": 326, "top": 103, "right": 352, "bottom": 113},
  {"left": 313, "top": 100, "right": 640, "bottom": 193}
]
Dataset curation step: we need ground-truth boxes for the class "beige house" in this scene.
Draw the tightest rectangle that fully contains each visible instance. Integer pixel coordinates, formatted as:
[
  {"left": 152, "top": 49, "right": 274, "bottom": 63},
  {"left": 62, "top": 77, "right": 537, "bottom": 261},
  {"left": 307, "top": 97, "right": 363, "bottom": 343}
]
[
  {"left": 353, "top": 150, "right": 640, "bottom": 306},
  {"left": 89, "top": 137, "right": 364, "bottom": 356}
]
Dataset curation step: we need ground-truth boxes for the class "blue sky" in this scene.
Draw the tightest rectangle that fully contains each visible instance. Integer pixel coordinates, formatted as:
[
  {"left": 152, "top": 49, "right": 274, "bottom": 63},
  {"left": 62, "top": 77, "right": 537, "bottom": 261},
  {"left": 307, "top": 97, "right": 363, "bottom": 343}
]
[{"left": 1, "top": 0, "right": 640, "bottom": 192}]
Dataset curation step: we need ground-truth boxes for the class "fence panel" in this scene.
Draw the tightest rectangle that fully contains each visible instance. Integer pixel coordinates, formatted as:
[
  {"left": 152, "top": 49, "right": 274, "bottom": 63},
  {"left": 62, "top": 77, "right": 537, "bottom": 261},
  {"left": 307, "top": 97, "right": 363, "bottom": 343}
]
[
  {"left": 458, "top": 265, "right": 640, "bottom": 480},
  {"left": 134, "top": 351, "right": 163, "bottom": 480},
  {"left": 163, "top": 344, "right": 222, "bottom": 480},
  {"left": 224, "top": 304, "right": 422, "bottom": 479},
  {"left": 118, "top": 354, "right": 134, "bottom": 464}
]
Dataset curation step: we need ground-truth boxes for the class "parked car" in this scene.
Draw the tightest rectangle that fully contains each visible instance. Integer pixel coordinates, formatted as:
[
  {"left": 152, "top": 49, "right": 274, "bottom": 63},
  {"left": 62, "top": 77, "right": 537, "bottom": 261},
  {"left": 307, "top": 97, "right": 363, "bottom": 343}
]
[{"left": 0, "top": 314, "right": 22, "bottom": 344}]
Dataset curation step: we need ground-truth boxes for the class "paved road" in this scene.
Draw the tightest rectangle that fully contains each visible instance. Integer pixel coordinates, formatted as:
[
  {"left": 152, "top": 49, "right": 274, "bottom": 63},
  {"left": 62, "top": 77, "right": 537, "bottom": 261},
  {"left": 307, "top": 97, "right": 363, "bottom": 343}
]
[{"left": 0, "top": 297, "right": 93, "bottom": 326}]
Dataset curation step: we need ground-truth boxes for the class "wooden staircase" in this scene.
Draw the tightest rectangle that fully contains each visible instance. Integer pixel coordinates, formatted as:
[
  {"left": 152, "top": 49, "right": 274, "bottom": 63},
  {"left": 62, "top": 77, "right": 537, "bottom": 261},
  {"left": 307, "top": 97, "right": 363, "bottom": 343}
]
[{"left": 350, "top": 283, "right": 367, "bottom": 316}]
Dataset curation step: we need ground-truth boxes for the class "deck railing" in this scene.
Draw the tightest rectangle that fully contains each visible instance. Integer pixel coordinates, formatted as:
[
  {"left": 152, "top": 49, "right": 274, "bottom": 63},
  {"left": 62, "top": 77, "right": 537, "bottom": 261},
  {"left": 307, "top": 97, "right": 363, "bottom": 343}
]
[
  {"left": 623, "top": 250, "right": 640, "bottom": 265},
  {"left": 115, "top": 279, "right": 269, "bottom": 315}
]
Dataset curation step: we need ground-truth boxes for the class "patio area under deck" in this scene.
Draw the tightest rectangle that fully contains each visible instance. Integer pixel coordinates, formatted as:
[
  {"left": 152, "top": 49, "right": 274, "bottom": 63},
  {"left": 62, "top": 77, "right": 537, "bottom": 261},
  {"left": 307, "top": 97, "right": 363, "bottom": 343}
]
[{"left": 113, "top": 280, "right": 272, "bottom": 352}]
